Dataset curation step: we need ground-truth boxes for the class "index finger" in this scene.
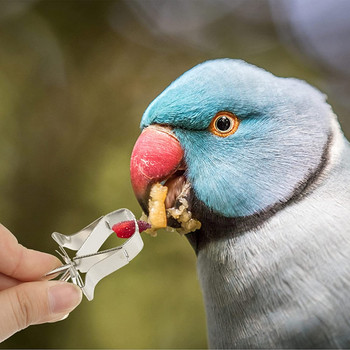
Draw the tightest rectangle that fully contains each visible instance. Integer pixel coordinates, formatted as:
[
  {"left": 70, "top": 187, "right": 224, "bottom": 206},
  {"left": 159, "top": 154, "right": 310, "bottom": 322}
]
[{"left": 0, "top": 224, "right": 61, "bottom": 281}]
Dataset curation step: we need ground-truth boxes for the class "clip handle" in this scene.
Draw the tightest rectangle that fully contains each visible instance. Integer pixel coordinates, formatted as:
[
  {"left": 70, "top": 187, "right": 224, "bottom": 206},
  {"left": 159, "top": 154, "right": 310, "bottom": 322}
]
[
  {"left": 81, "top": 230, "right": 144, "bottom": 300},
  {"left": 46, "top": 209, "right": 144, "bottom": 301}
]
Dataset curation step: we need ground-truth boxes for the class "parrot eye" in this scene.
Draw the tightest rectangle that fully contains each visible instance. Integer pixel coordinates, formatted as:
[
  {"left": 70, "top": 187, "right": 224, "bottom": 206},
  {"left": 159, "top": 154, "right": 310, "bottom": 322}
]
[{"left": 209, "top": 112, "right": 240, "bottom": 137}]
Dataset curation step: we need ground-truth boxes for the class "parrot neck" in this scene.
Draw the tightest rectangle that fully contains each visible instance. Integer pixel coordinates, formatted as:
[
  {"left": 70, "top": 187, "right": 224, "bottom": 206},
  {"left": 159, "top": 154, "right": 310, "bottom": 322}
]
[
  {"left": 187, "top": 131, "right": 333, "bottom": 254},
  {"left": 196, "top": 124, "right": 350, "bottom": 348}
]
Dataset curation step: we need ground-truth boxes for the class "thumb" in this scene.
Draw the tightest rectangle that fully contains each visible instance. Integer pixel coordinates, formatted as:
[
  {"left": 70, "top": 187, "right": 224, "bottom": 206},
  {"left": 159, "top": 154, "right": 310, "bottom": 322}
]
[{"left": 0, "top": 280, "right": 82, "bottom": 342}]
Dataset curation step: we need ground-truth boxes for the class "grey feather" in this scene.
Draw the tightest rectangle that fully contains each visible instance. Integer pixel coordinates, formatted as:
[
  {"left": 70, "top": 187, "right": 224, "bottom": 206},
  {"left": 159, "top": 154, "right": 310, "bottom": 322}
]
[{"left": 198, "top": 120, "right": 350, "bottom": 348}]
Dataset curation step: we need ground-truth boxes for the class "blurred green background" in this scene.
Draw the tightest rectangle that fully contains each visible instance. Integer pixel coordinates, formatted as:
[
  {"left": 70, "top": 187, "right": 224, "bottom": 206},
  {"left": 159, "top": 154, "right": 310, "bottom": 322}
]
[{"left": 0, "top": 0, "right": 349, "bottom": 348}]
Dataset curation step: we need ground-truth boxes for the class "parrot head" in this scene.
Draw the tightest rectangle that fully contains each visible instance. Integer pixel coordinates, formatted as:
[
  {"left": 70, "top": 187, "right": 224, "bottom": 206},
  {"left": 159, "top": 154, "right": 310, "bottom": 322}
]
[{"left": 130, "top": 59, "right": 333, "bottom": 251}]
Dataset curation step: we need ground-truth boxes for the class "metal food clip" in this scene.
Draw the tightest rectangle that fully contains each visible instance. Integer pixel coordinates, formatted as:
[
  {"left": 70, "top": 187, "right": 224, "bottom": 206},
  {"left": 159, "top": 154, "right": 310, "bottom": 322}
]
[{"left": 45, "top": 209, "right": 144, "bottom": 301}]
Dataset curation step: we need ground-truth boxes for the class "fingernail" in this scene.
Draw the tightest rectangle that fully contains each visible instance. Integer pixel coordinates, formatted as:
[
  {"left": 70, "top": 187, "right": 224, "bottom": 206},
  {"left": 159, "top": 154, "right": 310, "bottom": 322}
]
[
  {"left": 58, "top": 313, "right": 69, "bottom": 321},
  {"left": 48, "top": 313, "right": 70, "bottom": 323},
  {"left": 48, "top": 282, "right": 82, "bottom": 314}
]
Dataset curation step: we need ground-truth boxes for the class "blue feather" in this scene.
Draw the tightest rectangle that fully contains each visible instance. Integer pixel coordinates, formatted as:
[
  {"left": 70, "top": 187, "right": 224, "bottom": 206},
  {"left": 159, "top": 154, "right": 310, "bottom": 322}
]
[{"left": 141, "top": 59, "right": 333, "bottom": 217}]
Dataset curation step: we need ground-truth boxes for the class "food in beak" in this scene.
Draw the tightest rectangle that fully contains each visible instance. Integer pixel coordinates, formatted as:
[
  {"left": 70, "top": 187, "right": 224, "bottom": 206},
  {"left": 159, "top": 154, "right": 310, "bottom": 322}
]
[
  {"left": 140, "top": 181, "right": 201, "bottom": 236},
  {"left": 130, "top": 125, "right": 201, "bottom": 236},
  {"left": 166, "top": 182, "right": 201, "bottom": 234},
  {"left": 148, "top": 182, "right": 168, "bottom": 230}
]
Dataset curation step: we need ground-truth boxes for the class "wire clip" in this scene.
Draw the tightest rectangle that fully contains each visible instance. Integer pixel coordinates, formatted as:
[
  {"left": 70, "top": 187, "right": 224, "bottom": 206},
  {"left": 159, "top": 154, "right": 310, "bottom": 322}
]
[{"left": 45, "top": 209, "right": 144, "bottom": 300}]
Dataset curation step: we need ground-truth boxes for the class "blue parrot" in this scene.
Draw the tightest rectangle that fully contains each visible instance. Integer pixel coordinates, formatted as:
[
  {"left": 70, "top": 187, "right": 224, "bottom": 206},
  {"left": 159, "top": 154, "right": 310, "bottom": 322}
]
[{"left": 130, "top": 59, "right": 350, "bottom": 348}]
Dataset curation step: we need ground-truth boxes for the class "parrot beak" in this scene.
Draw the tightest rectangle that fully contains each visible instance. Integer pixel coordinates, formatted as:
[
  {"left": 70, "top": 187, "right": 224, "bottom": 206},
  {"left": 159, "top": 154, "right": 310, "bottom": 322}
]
[{"left": 130, "top": 125, "right": 185, "bottom": 216}]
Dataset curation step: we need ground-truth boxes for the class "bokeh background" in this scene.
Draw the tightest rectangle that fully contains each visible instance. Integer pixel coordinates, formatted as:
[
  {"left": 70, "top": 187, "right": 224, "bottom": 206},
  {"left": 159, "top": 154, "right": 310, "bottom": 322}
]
[{"left": 0, "top": 0, "right": 349, "bottom": 348}]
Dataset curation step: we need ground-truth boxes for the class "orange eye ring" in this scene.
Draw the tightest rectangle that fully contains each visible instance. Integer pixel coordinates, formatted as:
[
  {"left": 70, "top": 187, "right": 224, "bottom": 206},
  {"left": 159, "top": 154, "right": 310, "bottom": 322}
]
[{"left": 209, "top": 111, "right": 240, "bottom": 137}]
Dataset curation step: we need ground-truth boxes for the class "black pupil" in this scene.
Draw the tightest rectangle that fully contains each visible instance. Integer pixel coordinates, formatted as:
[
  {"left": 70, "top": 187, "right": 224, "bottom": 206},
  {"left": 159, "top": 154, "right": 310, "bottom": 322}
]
[{"left": 216, "top": 116, "right": 232, "bottom": 131}]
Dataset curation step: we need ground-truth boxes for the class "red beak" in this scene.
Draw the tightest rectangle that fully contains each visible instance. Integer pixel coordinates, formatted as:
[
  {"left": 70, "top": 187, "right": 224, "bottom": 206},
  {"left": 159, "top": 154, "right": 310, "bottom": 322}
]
[{"left": 130, "top": 125, "right": 184, "bottom": 214}]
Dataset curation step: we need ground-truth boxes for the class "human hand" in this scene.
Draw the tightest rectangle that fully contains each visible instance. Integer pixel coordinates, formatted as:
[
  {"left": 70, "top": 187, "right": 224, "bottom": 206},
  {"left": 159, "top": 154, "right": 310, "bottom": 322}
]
[{"left": 0, "top": 224, "right": 82, "bottom": 342}]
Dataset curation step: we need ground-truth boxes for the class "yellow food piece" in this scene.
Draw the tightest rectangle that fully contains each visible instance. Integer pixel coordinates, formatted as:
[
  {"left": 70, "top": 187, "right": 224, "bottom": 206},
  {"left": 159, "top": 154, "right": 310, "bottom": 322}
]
[
  {"left": 148, "top": 183, "right": 168, "bottom": 230},
  {"left": 140, "top": 182, "right": 201, "bottom": 237},
  {"left": 167, "top": 197, "right": 201, "bottom": 235}
]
